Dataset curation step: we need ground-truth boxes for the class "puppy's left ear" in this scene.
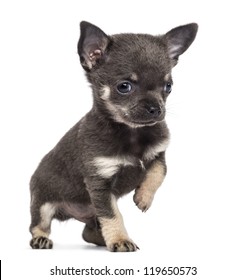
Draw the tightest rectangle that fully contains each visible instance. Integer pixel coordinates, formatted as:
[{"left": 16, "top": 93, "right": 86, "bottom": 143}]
[
  {"left": 164, "top": 23, "right": 198, "bottom": 65},
  {"left": 77, "top": 21, "right": 110, "bottom": 70}
]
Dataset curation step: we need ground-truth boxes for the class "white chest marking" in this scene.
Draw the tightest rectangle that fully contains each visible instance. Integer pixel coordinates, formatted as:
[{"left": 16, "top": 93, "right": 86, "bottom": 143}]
[
  {"left": 93, "top": 139, "right": 169, "bottom": 178},
  {"left": 93, "top": 156, "right": 134, "bottom": 179}
]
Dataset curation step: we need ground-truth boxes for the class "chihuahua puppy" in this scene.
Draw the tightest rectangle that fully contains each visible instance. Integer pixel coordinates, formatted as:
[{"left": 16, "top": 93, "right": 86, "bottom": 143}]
[{"left": 29, "top": 21, "right": 198, "bottom": 251}]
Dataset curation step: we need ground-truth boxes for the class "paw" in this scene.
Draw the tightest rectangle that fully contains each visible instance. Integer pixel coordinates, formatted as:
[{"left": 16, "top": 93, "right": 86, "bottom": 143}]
[
  {"left": 133, "top": 188, "right": 154, "bottom": 212},
  {"left": 30, "top": 236, "right": 53, "bottom": 249},
  {"left": 82, "top": 225, "right": 106, "bottom": 246},
  {"left": 108, "top": 239, "right": 139, "bottom": 252}
]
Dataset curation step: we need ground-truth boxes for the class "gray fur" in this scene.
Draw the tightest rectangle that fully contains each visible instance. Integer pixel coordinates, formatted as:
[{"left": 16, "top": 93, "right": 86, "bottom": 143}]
[{"left": 29, "top": 21, "right": 198, "bottom": 251}]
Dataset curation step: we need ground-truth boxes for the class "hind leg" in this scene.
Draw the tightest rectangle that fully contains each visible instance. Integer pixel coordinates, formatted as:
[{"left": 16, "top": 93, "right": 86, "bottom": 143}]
[
  {"left": 30, "top": 202, "right": 56, "bottom": 249},
  {"left": 82, "top": 219, "right": 106, "bottom": 246}
]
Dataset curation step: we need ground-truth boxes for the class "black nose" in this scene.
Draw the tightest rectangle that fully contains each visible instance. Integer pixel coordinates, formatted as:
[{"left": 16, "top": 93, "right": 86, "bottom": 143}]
[{"left": 146, "top": 106, "right": 162, "bottom": 118}]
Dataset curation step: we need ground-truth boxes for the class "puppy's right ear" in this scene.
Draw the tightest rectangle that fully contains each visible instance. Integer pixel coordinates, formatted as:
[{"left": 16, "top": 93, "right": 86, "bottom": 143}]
[{"left": 77, "top": 21, "right": 110, "bottom": 70}]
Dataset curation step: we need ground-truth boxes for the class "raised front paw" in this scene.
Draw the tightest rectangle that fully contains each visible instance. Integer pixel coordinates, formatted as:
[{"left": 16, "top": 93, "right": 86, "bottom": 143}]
[
  {"left": 108, "top": 239, "right": 139, "bottom": 252},
  {"left": 30, "top": 236, "right": 53, "bottom": 249},
  {"left": 133, "top": 187, "right": 154, "bottom": 212}
]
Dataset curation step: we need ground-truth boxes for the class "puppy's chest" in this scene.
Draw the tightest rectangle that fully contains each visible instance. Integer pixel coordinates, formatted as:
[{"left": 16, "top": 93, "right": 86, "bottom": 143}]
[
  {"left": 92, "top": 136, "right": 169, "bottom": 180},
  {"left": 121, "top": 131, "right": 169, "bottom": 161},
  {"left": 123, "top": 133, "right": 150, "bottom": 157}
]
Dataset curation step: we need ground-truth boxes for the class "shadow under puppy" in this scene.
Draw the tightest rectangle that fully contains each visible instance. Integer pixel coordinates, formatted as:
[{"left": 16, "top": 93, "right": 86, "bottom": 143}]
[{"left": 30, "top": 21, "right": 198, "bottom": 251}]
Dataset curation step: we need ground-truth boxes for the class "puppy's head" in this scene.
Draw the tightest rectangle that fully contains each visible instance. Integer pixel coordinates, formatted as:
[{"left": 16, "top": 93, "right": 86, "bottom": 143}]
[{"left": 77, "top": 21, "right": 198, "bottom": 127}]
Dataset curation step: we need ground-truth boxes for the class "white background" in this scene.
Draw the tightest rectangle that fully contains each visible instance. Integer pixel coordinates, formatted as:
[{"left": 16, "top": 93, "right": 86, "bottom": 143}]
[{"left": 0, "top": 0, "right": 244, "bottom": 279}]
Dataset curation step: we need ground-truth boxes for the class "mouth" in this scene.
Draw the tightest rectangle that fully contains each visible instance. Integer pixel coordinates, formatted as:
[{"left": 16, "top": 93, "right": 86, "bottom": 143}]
[
  {"left": 122, "top": 114, "right": 163, "bottom": 127},
  {"left": 110, "top": 111, "right": 163, "bottom": 128},
  {"left": 123, "top": 113, "right": 164, "bottom": 127},
  {"left": 131, "top": 120, "right": 158, "bottom": 126}
]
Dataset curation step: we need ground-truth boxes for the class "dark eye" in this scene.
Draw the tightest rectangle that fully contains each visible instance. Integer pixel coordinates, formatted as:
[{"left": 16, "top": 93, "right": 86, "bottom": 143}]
[
  {"left": 164, "top": 82, "right": 172, "bottom": 94},
  {"left": 117, "top": 82, "right": 132, "bottom": 95}
]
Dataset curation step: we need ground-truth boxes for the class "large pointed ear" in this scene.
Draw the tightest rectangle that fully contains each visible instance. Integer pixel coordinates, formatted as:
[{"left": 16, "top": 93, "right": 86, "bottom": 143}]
[
  {"left": 77, "top": 21, "right": 110, "bottom": 70},
  {"left": 164, "top": 23, "right": 198, "bottom": 65}
]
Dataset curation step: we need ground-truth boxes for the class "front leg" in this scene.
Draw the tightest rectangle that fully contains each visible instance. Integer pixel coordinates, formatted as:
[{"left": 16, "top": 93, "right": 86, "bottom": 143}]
[
  {"left": 86, "top": 180, "right": 138, "bottom": 252},
  {"left": 134, "top": 153, "right": 166, "bottom": 212},
  {"left": 99, "top": 194, "right": 138, "bottom": 252}
]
